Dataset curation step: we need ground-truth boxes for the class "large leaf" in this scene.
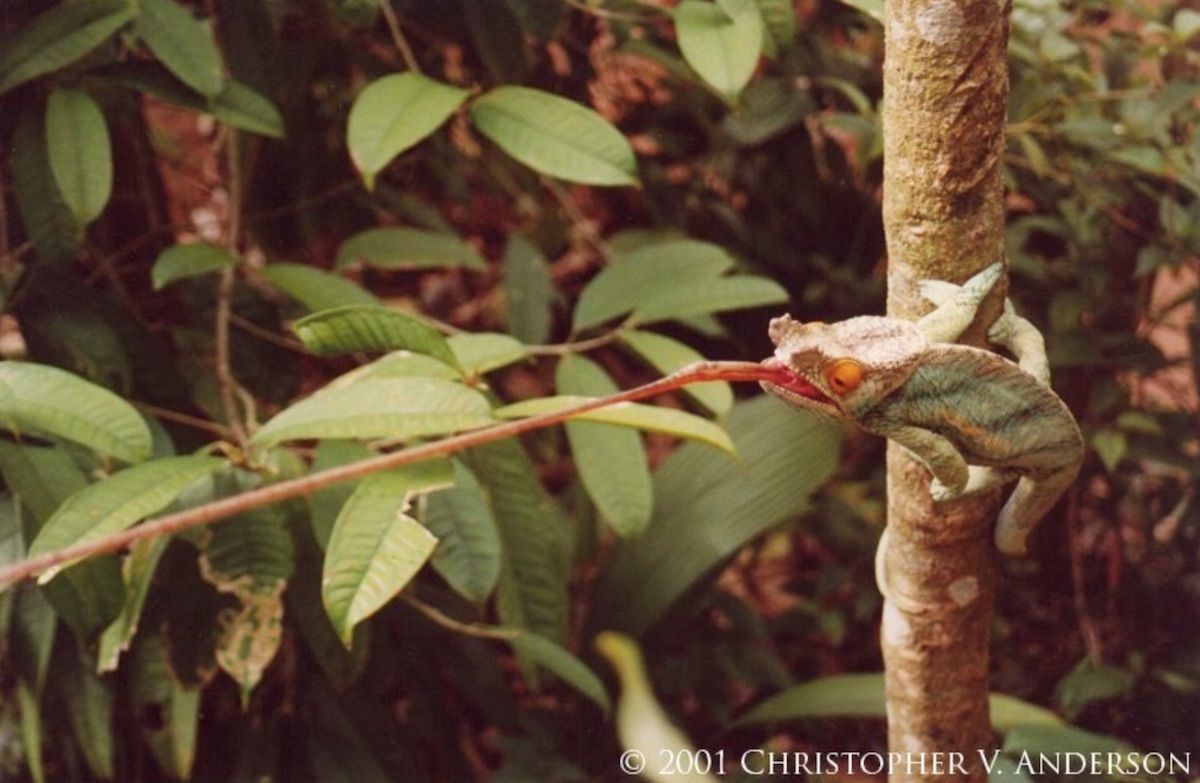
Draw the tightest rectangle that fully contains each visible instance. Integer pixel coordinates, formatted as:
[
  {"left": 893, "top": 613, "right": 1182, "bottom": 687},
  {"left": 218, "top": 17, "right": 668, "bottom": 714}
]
[
  {"left": 675, "top": 0, "right": 765, "bottom": 98},
  {"left": 59, "top": 645, "right": 115, "bottom": 780},
  {"left": 151, "top": 242, "right": 237, "bottom": 290},
  {"left": 29, "top": 456, "right": 224, "bottom": 582},
  {"left": 0, "top": 362, "right": 151, "bottom": 464},
  {"left": 423, "top": 460, "right": 502, "bottom": 605},
  {"left": 129, "top": 634, "right": 200, "bottom": 780},
  {"left": 251, "top": 378, "right": 493, "bottom": 445},
  {"left": 634, "top": 275, "right": 787, "bottom": 325},
  {"left": 45, "top": 89, "right": 112, "bottom": 224},
  {"left": 465, "top": 440, "right": 570, "bottom": 643},
  {"left": 97, "top": 537, "right": 170, "bottom": 672},
  {"left": 470, "top": 86, "right": 638, "bottom": 186},
  {"left": 555, "top": 356, "right": 652, "bottom": 537},
  {"left": 621, "top": 330, "right": 733, "bottom": 417},
  {"left": 495, "top": 396, "right": 735, "bottom": 455},
  {"left": 503, "top": 235, "right": 553, "bottom": 345},
  {"left": 258, "top": 263, "right": 380, "bottom": 311},
  {"left": 210, "top": 80, "right": 284, "bottom": 138},
  {"left": 137, "top": 0, "right": 224, "bottom": 97},
  {"left": 590, "top": 397, "right": 839, "bottom": 636},
  {"left": 308, "top": 440, "right": 376, "bottom": 550},
  {"left": 323, "top": 460, "right": 454, "bottom": 644},
  {"left": 291, "top": 305, "right": 458, "bottom": 367},
  {"left": 572, "top": 240, "right": 736, "bottom": 331},
  {"left": 507, "top": 631, "right": 611, "bottom": 714},
  {"left": 12, "top": 107, "right": 82, "bottom": 263},
  {"left": 336, "top": 227, "right": 486, "bottom": 270},
  {"left": 347, "top": 73, "right": 469, "bottom": 190},
  {"left": 0, "top": 0, "right": 133, "bottom": 95}
]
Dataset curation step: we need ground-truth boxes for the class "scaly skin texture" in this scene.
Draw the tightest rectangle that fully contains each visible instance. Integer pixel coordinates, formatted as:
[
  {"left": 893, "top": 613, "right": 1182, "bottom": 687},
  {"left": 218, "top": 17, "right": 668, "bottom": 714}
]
[{"left": 762, "top": 262, "right": 1083, "bottom": 556}]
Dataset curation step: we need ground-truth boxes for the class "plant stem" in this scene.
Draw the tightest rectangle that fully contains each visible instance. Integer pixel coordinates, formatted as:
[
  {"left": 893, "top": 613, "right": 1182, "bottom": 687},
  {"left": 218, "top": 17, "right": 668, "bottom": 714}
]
[
  {"left": 379, "top": 1, "right": 421, "bottom": 73},
  {"left": 0, "top": 361, "right": 783, "bottom": 587}
]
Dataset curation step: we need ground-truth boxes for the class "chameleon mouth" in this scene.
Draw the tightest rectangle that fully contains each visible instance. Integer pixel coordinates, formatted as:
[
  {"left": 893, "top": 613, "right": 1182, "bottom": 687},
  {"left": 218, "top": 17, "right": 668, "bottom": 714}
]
[{"left": 760, "top": 357, "right": 834, "bottom": 405}]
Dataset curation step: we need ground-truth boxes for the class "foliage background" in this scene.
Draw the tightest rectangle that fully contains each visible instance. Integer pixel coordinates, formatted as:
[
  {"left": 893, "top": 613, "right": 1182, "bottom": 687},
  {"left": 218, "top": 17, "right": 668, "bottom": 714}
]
[{"left": 0, "top": 0, "right": 1197, "bottom": 780}]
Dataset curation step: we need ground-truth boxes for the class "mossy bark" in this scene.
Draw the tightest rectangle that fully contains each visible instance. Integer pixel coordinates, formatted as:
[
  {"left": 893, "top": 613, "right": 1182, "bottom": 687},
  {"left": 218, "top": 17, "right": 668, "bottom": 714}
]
[{"left": 880, "top": 1, "right": 1011, "bottom": 781}]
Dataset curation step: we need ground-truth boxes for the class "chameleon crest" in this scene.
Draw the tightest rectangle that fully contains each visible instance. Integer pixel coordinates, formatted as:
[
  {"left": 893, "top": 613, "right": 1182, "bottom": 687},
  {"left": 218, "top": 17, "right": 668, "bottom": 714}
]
[{"left": 763, "top": 262, "right": 1084, "bottom": 557}]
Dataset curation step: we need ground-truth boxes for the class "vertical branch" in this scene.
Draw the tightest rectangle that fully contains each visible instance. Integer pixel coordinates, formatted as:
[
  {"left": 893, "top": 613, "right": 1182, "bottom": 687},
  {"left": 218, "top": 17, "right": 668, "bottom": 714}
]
[
  {"left": 880, "top": 1, "right": 1011, "bottom": 781},
  {"left": 217, "top": 132, "right": 247, "bottom": 445}
]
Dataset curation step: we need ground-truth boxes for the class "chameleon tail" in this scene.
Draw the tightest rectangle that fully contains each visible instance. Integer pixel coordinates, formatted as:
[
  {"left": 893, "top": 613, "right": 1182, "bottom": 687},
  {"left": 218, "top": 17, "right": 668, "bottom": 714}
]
[{"left": 994, "top": 464, "right": 1080, "bottom": 555}]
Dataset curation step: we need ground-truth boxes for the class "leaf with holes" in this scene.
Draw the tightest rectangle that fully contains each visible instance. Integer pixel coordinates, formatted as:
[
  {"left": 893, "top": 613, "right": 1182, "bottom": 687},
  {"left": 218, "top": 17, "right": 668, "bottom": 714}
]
[
  {"left": 347, "top": 73, "right": 469, "bottom": 190},
  {"left": 470, "top": 86, "right": 638, "bottom": 186},
  {"left": 323, "top": 460, "right": 454, "bottom": 644}
]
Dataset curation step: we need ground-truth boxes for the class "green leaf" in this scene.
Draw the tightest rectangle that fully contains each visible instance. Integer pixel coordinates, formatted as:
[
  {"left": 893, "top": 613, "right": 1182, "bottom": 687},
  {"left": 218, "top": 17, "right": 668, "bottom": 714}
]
[
  {"left": 152, "top": 242, "right": 237, "bottom": 289},
  {"left": 0, "top": 0, "right": 134, "bottom": 95},
  {"left": 990, "top": 694, "right": 1064, "bottom": 732},
  {"left": 12, "top": 107, "right": 82, "bottom": 263},
  {"left": 323, "top": 460, "right": 454, "bottom": 644},
  {"left": 1054, "top": 658, "right": 1135, "bottom": 718},
  {"left": 308, "top": 440, "right": 376, "bottom": 550},
  {"left": 465, "top": 440, "right": 570, "bottom": 643},
  {"left": 1091, "top": 429, "right": 1126, "bottom": 473},
  {"left": 97, "top": 537, "right": 170, "bottom": 672},
  {"left": 336, "top": 227, "right": 486, "bottom": 271},
  {"left": 621, "top": 330, "right": 733, "bottom": 417},
  {"left": 129, "top": 634, "right": 200, "bottom": 780},
  {"left": 423, "top": 460, "right": 502, "bottom": 605},
  {"left": 59, "top": 645, "right": 115, "bottom": 780},
  {"left": 137, "top": 0, "right": 224, "bottom": 98},
  {"left": 211, "top": 79, "right": 284, "bottom": 138},
  {"left": 555, "top": 356, "right": 652, "bottom": 537},
  {"left": 45, "top": 89, "right": 112, "bottom": 224},
  {"left": 754, "top": 0, "right": 796, "bottom": 51},
  {"left": 29, "top": 456, "right": 224, "bottom": 583},
  {"left": 251, "top": 378, "right": 494, "bottom": 445},
  {"left": 507, "top": 631, "right": 611, "bottom": 714},
  {"left": 329, "top": 352, "right": 461, "bottom": 389},
  {"left": 572, "top": 240, "right": 736, "bottom": 331},
  {"left": 258, "top": 263, "right": 380, "bottom": 311},
  {"left": 633, "top": 275, "right": 788, "bottom": 324},
  {"left": 347, "top": 73, "right": 469, "bottom": 190},
  {"left": 504, "top": 235, "right": 553, "bottom": 345},
  {"left": 447, "top": 332, "right": 529, "bottom": 375},
  {"left": 291, "top": 305, "right": 459, "bottom": 367},
  {"left": 17, "top": 680, "right": 45, "bottom": 783},
  {"left": 470, "top": 86, "right": 638, "bottom": 186},
  {"left": 733, "top": 673, "right": 885, "bottom": 726},
  {"left": 675, "top": 0, "right": 764, "bottom": 98},
  {"left": 0, "top": 362, "right": 152, "bottom": 463},
  {"left": 1002, "top": 725, "right": 1136, "bottom": 757},
  {"left": 11, "top": 585, "right": 56, "bottom": 693},
  {"left": 590, "top": 397, "right": 839, "bottom": 636},
  {"left": 495, "top": 396, "right": 736, "bottom": 455}
]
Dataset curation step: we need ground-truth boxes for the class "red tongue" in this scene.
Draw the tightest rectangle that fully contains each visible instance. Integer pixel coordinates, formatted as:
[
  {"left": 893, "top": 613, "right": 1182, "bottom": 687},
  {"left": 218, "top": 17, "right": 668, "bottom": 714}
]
[{"left": 761, "top": 358, "right": 827, "bottom": 400}]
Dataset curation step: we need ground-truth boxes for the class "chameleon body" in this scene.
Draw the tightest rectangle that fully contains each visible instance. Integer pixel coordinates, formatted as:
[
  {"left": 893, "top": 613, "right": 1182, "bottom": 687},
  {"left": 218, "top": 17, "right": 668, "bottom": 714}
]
[{"left": 761, "top": 262, "right": 1083, "bottom": 556}]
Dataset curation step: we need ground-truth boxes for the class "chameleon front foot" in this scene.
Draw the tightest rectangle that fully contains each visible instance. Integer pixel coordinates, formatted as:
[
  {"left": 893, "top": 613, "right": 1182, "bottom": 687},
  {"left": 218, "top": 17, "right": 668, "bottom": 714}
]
[{"left": 929, "top": 466, "right": 1017, "bottom": 503}]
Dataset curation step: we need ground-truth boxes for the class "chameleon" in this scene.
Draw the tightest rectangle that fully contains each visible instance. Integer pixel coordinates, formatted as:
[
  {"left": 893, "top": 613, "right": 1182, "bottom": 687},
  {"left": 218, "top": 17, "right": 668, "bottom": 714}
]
[{"left": 760, "top": 261, "right": 1084, "bottom": 559}]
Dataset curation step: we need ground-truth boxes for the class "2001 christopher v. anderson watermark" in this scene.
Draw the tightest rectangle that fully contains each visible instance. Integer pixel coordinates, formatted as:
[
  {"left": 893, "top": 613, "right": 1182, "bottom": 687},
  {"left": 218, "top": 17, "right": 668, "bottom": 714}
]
[{"left": 617, "top": 748, "right": 1192, "bottom": 777}]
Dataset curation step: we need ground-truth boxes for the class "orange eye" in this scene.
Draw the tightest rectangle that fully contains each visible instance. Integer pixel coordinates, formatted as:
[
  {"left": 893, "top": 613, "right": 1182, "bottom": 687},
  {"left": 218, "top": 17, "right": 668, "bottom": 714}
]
[{"left": 824, "top": 359, "right": 864, "bottom": 394}]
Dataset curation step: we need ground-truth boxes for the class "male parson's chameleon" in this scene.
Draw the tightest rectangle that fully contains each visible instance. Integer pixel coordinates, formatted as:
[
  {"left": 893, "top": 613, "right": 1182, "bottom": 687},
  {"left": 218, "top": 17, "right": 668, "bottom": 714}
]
[{"left": 760, "top": 262, "right": 1084, "bottom": 566}]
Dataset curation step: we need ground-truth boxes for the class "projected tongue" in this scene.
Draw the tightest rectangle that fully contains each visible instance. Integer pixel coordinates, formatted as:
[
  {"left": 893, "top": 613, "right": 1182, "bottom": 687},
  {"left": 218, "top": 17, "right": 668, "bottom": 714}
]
[{"left": 761, "top": 357, "right": 827, "bottom": 401}]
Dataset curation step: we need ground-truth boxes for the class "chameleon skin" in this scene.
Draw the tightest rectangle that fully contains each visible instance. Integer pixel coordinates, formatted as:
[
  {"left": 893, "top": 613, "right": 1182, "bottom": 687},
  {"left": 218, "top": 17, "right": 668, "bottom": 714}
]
[{"left": 762, "top": 262, "right": 1083, "bottom": 556}]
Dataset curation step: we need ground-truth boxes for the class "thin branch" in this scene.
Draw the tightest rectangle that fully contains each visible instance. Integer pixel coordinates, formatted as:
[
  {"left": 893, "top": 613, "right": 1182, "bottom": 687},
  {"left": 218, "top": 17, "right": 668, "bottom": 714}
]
[
  {"left": 134, "top": 402, "right": 233, "bottom": 438},
  {"left": 524, "top": 326, "right": 626, "bottom": 356},
  {"left": 217, "top": 134, "right": 247, "bottom": 445},
  {"left": 402, "top": 596, "right": 521, "bottom": 640},
  {"left": 541, "top": 177, "right": 614, "bottom": 263},
  {"left": 0, "top": 361, "right": 782, "bottom": 586},
  {"left": 229, "top": 312, "right": 308, "bottom": 354},
  {"left": 379, "top": 1, "right": 421, "bottom": 74}
]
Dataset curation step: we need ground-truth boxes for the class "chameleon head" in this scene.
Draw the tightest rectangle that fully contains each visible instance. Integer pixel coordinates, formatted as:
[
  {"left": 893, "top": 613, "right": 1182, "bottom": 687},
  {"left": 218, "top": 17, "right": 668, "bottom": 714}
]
[{"left": 761, "top": 314, "right": 928, "bottom": 420}]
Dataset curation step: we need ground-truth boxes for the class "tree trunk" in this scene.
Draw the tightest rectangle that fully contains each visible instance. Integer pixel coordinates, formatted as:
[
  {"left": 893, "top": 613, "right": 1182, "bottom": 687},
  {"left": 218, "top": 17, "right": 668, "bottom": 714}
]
[{"left": 880, "top": 1, "right": 1011, "bottom": 781}]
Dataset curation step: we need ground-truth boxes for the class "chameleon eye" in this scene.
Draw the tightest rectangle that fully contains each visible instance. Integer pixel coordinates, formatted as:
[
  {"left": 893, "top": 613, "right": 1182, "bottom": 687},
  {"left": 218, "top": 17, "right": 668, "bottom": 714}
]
[{"left": 824, "top": 359, "right": 864, "bottom": 394}]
